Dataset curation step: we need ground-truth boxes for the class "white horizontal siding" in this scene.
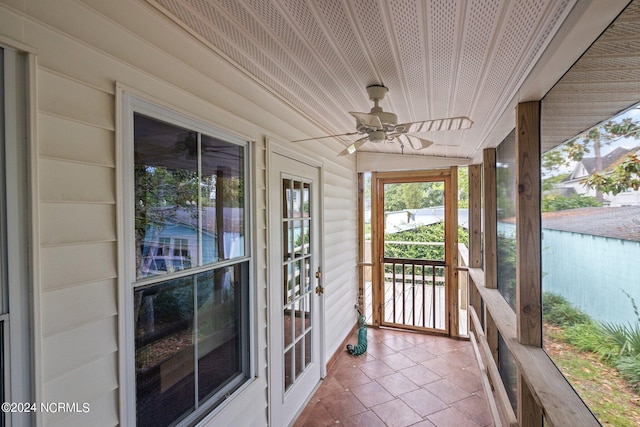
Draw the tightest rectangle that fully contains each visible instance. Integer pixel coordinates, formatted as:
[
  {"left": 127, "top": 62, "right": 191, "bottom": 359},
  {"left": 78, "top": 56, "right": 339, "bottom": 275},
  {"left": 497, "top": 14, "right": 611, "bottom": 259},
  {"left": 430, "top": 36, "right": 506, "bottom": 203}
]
[
  {"left": 34, "top": 58, "right": 119, "bottom": 425},
  {"left": 39, "top": 114, "right": 115, "bottom": 167},
  {"left": 0, "top": 0, "right": 358, "bottom": 425},
  {"left": 39, "top": 159, "right": 115, "bottom": 204},
  {"left": 320, "top": 161, "right": 359, "bottom": 360},
  {"left": 40, "top": 203, "right": 116, "bottom": 246},
  {"left": 51, "top": 391, "right": 119, "bottom": 427},
  {"left": 42, "top": 355, "right": 118, "bottom": 426},
  {"left": 41, "top": 279, "right": 117, "bottom": 337},
  {"left": 40, "top": 242, "right": 117, "bottom": 291},
  {"left": 42, "top": 316, "right": 118, "bottom": 381},
  {"left": 38, "top": 69, "right": 114, "bottom": 130}
]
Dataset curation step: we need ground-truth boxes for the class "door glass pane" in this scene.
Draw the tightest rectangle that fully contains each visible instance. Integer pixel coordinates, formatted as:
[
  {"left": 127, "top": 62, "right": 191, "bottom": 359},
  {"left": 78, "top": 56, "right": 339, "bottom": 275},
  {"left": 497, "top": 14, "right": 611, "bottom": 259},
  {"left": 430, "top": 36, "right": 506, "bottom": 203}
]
[
  {"left": 302, "top": 183, "right": 310, "bottom": 218},
  {"left": 283, "top": 179, "right": 292, "bottom": 219},
  {"left": 284, "top": 347, "right": 294, "bottom": 391},
  {"left": 295, "top": 339, "right": 304, "bottom": 379},
  {"left": 293, "top": 180, "right": 303, "bottom": 217},
  {"left": 282, "top": 177, "right": 313, "bottom": 392}
]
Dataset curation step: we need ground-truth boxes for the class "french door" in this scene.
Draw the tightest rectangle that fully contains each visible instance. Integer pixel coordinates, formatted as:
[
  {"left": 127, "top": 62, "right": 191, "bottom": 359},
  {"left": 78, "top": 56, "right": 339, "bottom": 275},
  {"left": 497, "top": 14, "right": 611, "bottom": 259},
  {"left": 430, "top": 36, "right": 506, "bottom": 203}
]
[
  {"left": 268, "top": 151, "right": 323, "bottom": 427},
  {"left": 373, "top": 169, "right": 458, "bottom": 335}
]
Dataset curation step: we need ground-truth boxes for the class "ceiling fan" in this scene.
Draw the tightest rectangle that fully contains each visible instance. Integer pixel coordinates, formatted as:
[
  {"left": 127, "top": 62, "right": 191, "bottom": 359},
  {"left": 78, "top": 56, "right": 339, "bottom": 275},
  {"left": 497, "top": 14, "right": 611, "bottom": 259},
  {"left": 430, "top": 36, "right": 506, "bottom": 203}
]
[{"left": 293, "top": 85, "right": 473, "bottom": 155}]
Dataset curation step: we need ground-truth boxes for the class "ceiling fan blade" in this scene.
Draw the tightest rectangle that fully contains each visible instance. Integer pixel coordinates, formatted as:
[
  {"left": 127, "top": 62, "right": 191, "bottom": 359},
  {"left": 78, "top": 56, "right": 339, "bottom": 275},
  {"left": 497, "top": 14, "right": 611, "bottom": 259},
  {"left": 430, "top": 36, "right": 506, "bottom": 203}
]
[
  {"left": 350, "top": 112, "right": 383, "bottom": 129},
  {"left": 292, "top": 132, "right": 360, "bottom": 143},
  {"left": 401, "top": 134, "right": 434, "bottom": 150},
  {"left": 399, "top": 116, "right": 473, "bottom": 133},
  {"left": 338, "top": 137, "right": 368, "bottom": 156}
]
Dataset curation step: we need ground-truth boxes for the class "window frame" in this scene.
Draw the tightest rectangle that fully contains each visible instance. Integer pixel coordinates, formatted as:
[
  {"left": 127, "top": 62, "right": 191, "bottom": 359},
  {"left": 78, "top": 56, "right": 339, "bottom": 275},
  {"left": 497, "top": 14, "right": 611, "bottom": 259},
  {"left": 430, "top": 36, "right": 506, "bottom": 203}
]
[
  {"left": 1, "top": 45, "right": 34, "bottom": 427},
  {"left": 119, "top": 91, "right": 254, "bottom": 426}
]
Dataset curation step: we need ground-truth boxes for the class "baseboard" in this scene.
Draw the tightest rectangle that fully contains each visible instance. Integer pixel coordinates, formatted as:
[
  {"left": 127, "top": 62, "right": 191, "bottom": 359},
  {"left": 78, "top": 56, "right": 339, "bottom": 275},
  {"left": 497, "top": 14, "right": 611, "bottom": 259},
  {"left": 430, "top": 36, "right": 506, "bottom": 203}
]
[{"left": 324, "top": 321, "right": 359, "bottom": 374}]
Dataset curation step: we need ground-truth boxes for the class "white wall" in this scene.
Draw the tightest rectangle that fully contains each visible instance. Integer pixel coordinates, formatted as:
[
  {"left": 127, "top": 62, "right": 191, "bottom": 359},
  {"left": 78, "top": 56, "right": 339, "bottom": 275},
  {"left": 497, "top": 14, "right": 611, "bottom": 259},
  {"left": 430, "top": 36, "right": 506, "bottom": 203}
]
[{"left": 0, "top": 0, "right": 358, "bottom": 425}]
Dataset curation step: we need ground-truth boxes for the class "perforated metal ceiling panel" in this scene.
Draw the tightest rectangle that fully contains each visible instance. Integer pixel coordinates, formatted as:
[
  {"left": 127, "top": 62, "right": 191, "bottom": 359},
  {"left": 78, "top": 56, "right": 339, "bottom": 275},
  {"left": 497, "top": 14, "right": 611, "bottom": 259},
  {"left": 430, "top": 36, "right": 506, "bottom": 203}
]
[{"left": 148, "top": 0, "right": 603, "bottom": 158}]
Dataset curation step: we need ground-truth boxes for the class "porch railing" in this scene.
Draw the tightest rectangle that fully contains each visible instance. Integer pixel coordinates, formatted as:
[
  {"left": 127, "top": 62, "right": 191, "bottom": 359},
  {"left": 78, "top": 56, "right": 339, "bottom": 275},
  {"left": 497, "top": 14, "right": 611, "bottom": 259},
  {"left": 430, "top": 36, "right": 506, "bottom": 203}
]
[{"left": 382, "top": 257, "right": 446, "bottom": 330}]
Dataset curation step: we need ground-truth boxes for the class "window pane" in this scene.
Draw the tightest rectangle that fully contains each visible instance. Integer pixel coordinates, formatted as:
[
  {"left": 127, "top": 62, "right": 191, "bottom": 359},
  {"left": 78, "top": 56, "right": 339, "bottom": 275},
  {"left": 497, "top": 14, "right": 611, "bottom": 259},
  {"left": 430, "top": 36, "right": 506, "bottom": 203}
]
[
  {"left": 498, "top": 334, "right": 517, "bottom": 412},
  {"left": 134, "top": 114, "right": 198, "bottom": 280},
  {"left": 496, "top": 130, "right": 517, "bottom": 309},
  {"left": 135, "top": 277, "right": 195, "bottom": 427},
  {"left": 197, "top": 263, "right": 246, "bottom": 403},
  {"left": 539, "top": 3, "right": 640, "bottom": 423},
  {"left": 201, "top": 134, "right": 245, "bottom": 263}
]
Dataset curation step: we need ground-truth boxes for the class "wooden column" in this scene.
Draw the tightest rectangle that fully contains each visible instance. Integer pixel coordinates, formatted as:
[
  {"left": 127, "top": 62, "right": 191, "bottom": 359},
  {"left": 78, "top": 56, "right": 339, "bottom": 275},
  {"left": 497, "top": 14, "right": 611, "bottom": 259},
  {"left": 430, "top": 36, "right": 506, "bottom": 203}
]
[{"left": 515, "top": 101, "right": 543, "bottom": 426}]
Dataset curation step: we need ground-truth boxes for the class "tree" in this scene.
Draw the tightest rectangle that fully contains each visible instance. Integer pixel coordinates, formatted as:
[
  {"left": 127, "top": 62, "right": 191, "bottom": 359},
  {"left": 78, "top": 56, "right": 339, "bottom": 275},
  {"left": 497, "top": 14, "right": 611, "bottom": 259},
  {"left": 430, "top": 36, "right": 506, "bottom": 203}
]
[
  {"left": 584, "top": 154, "right": 640, "bottom": 195},
  {"left": 458, "top": 167, "right": 469, "bottom": 208},
  {"left": 542, "top": 117, "right": 640, "bottom": 200},
  {"left": 541, "top": 173, "right": 602, "bottom": 212}
]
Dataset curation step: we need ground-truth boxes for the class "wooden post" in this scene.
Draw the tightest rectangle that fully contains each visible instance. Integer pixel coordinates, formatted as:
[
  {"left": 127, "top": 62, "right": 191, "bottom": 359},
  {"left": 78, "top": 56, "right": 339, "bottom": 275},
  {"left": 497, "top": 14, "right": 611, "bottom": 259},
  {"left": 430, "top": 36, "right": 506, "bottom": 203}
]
[
  {"left": 482, "top": 148, "right": 499, "bottom": 364},
  {"left": 371, "top": 172, "right": 381, "bottom": 327},
  {"left": 467, "top": 164, "right": 481, "bottom": 337},
  {"left": 482, "top": 149, "right": 497, "bottom": 289},
  {"left": 448, "top": 167, "right": 459, "bottom": 337},
  {"left": 357, "top": 173, "right": 365, "bottom": 312},
  {"left": 516, "top": 101, "right": 543, "bottom": 426},
  {"left": 515, "top": 101, "right": 542, "bottom": 347},
  {"left": 468, "top": 164, "right": 482, "bottom": 269}
]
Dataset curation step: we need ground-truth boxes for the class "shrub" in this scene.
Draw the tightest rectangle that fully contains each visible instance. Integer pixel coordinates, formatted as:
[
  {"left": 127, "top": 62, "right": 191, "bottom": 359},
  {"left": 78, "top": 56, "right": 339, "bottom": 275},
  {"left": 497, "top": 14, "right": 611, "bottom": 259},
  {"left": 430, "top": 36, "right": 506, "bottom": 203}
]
[
  {"left": 542, "top": 292, "right": 591, "bottom": 327},
  {"left": 616, "top": 354, "right": 640, "bottom": 391},
  {"left": 565, "top": 322, "right": 620, "bottom": 361}
]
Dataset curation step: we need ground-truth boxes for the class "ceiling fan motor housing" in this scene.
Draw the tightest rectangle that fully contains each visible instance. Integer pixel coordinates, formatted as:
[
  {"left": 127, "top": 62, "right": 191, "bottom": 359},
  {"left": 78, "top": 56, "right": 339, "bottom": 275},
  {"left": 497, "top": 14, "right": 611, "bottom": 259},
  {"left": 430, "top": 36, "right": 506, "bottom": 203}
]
[
  {"left": 368, "top": 130, "right": 386, "bottom": 143},
  {"left": 355, "top": 110, "right": 398, "bottom": 132}
]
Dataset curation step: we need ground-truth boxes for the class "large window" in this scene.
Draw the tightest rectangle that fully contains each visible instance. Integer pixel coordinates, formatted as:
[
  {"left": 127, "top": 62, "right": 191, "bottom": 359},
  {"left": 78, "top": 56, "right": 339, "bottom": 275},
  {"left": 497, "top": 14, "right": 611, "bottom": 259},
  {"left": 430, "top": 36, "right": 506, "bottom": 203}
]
[
  {"left": 540, "top": 1, "right": 640, "bottom": 424},
  {"left": 125, "top": 101, "right": 251, "bottom": 426}
]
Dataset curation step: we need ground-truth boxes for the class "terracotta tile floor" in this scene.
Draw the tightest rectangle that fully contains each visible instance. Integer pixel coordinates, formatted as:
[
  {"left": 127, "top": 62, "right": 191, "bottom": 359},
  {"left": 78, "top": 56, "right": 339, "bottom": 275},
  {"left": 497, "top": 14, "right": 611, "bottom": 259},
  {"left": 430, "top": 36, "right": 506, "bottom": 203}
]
[{"left": 294, "top": 327, "right": 492, "bottom": 427}]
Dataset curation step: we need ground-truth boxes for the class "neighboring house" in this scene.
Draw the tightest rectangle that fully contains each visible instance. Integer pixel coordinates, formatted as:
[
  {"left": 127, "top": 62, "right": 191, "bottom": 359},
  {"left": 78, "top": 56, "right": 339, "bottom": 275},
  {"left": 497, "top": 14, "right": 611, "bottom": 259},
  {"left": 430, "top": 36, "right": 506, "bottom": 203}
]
[{"left": 556, "top": 146, "right": 640, "bottom": 206}]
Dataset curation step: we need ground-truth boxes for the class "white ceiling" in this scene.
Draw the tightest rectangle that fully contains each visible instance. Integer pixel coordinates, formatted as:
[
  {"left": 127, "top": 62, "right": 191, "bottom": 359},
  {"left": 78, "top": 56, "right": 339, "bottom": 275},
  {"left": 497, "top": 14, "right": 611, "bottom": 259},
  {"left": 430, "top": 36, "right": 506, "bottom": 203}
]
[{"left": 146, "top": 0, "right": 631, "bottom": 160}]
